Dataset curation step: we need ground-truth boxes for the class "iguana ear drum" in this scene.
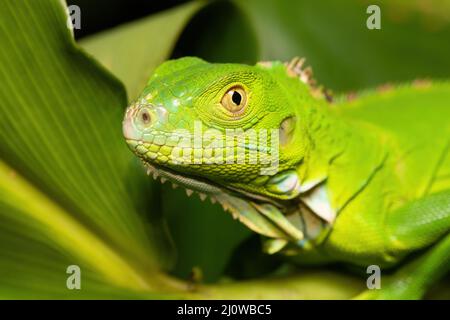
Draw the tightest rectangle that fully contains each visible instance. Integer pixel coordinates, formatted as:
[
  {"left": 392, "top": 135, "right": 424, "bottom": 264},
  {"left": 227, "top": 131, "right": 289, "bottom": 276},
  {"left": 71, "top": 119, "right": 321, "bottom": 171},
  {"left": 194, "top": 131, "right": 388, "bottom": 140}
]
[{"left": 279, "top": 116, "right": 296, "bottom": 146}]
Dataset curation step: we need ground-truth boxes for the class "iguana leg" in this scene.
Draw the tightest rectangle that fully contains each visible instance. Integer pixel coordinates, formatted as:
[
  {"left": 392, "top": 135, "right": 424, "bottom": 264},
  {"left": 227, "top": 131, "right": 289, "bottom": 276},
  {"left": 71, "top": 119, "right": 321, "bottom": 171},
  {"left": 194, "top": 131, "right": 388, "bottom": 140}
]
[{"left": 356, "top": 190, "right": 450, "bottom": 299}]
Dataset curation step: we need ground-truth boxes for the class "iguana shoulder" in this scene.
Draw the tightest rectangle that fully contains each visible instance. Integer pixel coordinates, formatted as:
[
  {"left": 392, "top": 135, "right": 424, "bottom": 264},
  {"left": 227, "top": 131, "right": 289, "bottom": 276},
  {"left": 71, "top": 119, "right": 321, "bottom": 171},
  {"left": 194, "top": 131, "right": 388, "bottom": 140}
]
[{"left": 334, "top": 81, "right": 450, "bottom": 197}]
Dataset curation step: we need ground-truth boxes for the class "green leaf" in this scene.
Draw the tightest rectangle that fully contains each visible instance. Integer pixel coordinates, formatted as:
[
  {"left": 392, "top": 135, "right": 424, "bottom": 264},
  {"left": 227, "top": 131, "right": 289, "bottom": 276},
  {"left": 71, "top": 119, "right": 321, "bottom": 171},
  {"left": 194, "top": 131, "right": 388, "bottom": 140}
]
[
  {"left": 161, "top": 186, "right": 251, "bottom": 282},
  {"left": 0, "top": 0, "right": 175, "bottom": 296},
  {"left": 171, "top": 0, "right": 259, "bottom": 64},
  {"left": 79, "top": 1, "right": 206, "bottom": 99}
]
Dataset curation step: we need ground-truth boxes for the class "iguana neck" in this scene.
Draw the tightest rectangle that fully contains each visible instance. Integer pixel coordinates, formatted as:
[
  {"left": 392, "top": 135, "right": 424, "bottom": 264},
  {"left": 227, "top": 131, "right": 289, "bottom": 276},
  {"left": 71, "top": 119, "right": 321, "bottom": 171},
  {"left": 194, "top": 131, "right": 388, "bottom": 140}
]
[
  {"left": 296, "top": 99, "right": 387, "bottom": 211},
  {"left": 294, "top": 100, "right": 347, "bottom": 190}
]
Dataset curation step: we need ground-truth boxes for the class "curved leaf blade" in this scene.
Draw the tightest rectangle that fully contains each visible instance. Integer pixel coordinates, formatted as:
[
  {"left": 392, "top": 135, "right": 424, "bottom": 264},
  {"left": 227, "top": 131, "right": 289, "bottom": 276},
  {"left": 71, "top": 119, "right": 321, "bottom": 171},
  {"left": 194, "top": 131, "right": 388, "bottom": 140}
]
[{"left": 0, "top": 0, "right": 173, "bottom": 295}]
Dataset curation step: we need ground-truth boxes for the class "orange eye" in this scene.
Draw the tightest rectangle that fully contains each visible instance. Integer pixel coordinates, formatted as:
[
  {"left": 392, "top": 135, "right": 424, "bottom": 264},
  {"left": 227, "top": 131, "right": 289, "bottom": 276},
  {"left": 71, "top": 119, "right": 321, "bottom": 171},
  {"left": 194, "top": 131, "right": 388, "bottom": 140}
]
[{"left": 220, "top": 86, "right": 247, "bottom": 113}]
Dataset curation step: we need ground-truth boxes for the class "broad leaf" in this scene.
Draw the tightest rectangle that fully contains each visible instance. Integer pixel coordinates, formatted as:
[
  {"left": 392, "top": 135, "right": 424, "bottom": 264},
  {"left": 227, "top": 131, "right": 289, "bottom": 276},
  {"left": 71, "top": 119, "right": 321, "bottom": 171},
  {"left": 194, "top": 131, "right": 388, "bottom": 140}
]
[{"left": 0, "top": 0, "right": 174, "bottom": 296}]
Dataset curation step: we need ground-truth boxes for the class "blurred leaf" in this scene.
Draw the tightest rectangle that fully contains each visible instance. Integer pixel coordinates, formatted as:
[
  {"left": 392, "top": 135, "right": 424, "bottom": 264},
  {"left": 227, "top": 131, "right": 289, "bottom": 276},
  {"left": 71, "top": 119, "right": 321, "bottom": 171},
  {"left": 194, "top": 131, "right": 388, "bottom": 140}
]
[
  {"left": 79, "top": 1, "right": 205, "bottom": 98},
  {"left": 194, "top": 270, "right": 364, "bottom": 299},
  {"left": 171, "top": 0, "right": 259, "bottom": 64},
  {"left": 162, "top": 186, "right": 250, "bottom": 283},
  {"left": 0, "top": 207, "right": 151, "bottom": 299},
  {"left": 0, "top": 0, "right": 176, "bottom": 296}
]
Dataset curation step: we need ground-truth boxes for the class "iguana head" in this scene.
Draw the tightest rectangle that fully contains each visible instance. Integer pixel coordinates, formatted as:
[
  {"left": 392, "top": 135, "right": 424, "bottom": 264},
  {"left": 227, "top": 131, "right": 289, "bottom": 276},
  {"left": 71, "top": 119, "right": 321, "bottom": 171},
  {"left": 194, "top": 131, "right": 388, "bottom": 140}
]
[{"left": 123, "top": 57, "right": 327, "bottom": 252}]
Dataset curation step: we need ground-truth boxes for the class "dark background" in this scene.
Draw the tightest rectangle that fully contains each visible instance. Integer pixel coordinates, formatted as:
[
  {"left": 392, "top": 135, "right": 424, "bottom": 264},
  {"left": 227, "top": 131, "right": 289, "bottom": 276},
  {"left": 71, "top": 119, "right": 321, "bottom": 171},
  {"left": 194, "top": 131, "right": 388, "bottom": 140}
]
[{"left": 70, "top": 0, "right": 190, "bottom": 39}]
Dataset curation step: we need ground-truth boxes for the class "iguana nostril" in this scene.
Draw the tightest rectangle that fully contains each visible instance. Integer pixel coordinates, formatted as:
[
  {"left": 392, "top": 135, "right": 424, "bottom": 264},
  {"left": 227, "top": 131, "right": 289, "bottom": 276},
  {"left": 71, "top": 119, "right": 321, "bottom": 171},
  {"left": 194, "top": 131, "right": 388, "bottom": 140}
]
[
  {"left": 141, "top": 110, "right": 151, "bottom": 124},
  {"left": 122, "top": 104, "right": 156, "bottom": 140},
  {"left": 136, "top": 107, "right": 154, "bottom": 128}
]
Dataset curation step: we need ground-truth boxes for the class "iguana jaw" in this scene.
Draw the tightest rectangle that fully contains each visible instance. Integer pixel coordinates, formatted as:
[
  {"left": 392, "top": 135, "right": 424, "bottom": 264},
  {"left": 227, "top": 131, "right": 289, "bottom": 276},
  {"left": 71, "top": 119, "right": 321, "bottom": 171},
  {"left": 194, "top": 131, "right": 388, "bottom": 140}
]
[
  {"left": 138, "top": 156, "right": 282, "bottom": 209},
  {"left": 130, "top": 149, "right": 305, "bottom": 248},
  {"left": 135, "top": 153, "right": 336, "bottom": 253}
]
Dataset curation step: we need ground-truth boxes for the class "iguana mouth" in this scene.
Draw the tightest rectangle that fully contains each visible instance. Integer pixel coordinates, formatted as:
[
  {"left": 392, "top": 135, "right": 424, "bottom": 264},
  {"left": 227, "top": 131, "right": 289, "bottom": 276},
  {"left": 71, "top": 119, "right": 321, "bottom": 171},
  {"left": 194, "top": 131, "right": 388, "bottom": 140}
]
[
  {"left": 124, "top": 138, "right": 285, "bottom": 207},
  {"left": 132, "top": 148, "right": 282, "bottom": 207},
  {"left": 126, "top": 138, "right": 305, "bottom": 247}
]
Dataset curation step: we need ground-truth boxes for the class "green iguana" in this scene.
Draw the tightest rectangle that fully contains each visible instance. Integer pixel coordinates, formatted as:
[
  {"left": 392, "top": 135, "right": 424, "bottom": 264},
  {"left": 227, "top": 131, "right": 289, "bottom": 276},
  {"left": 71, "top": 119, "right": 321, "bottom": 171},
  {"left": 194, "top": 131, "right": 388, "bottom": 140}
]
[{"left": 123, "top": 57, "right": 450, "bottom": 299}]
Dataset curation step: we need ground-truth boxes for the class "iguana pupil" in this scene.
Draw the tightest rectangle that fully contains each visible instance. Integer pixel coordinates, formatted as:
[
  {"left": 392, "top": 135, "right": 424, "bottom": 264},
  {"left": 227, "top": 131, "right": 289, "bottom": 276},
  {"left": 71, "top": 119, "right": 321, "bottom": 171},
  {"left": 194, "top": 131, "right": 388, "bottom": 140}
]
[{"left": 231, "top": 90, "right": 242, "bottom": 105}]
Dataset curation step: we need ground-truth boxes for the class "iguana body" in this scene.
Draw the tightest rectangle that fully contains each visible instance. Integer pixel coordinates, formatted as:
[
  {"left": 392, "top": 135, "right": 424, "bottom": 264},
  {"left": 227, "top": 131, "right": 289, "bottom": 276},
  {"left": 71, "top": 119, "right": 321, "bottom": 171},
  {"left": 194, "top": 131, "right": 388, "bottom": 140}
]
[{"left": 123, "top": 57, "right": 450, "bottom": 299}]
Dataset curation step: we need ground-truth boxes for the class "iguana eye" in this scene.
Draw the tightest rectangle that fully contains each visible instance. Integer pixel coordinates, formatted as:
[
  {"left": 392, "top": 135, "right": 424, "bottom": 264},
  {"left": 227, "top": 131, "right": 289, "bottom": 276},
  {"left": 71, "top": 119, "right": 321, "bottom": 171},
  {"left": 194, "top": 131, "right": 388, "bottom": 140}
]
[{"left": 221, "top": 86, "right": 247, "bottom": 114}]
